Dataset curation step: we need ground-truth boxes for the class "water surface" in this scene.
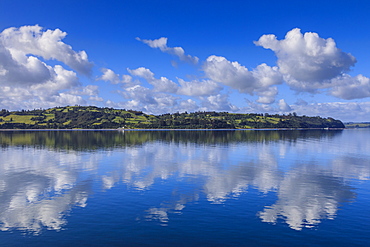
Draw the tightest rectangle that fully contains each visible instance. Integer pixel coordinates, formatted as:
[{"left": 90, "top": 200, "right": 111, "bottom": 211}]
[{"left": 0, "top": 129, "right": 369, "bottom": 246}]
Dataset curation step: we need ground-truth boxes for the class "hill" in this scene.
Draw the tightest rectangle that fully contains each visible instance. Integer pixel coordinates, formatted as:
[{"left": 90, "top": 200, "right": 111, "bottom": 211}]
[{"left": 0, "top": 106, "right": 345, "bottom": 129}]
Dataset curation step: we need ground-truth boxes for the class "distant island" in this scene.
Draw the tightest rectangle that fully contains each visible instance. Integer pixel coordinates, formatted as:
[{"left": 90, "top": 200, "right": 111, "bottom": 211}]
[
  {"left": 344, "top": 122, "right": 370, "bottom": 128},
  {"left": 0, "top": 106, "right": 345, "bottom": 129}
]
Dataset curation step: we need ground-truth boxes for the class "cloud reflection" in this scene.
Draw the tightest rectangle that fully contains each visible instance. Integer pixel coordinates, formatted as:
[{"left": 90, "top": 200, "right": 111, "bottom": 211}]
[
  {"left": 0, "top": 130, "right": 369, "bottom": 232},
  {"left": 0, "top": 148, "right": 92, "bottom": 234},
  {"left": 259, "top": 164, "right": 356, "bottom": 230}
]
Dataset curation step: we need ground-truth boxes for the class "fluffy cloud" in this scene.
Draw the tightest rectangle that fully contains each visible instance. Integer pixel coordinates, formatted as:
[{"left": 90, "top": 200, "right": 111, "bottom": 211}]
[
  {"left": 115, "top": 84, "right": 182, "bottom": 114},
  {"left": 128, "top": 67, "right": 179, "bottom": 93},
  {"left": 255, "top": 28, "right": 356, "bottom": 92},
  {"left": 136, "top": 37, "right": 199, "bottom": 64},
  {"left": 30, "top": 65, "right": 79, "bottom": 92},
  {"left": 256, "top": 87, "right": 278, "bottom": 104},
  {"left": 253, "top": 28, "right": 370, "bottom": 101},
  {"left": 1, "top": 25, "right": 93, "bottom": 75},
  {"left": 98, "top": 68, "right": 121, "bottom": 84},
  {"left": 203, "top": 55, "right": 282, "bottom": 101},
  {"left": 95, "top": 64, "right": 239, "bottom": 113},
  {"left": 201, "top": 94, "right": 238, "bottom": 112},
  {"left": 330, "top": 74, "right": 370, "bottom": 99},
  {"left": 245, "top": 100, "right": 275, "bottom": 113},
  {"left": 277, "top": 99, "right": 292, "bottom": 111},
  {"left": 98, "top": 68, "right": 138, "bottom": 89},
  {"left": 0, "top": 25, "right": 94, "bottom": 110},
  {"left": 127, "top": 67, "right": 223, "bottom": 96},
  {"left": 0, "top": 43, "right": 53, "bottom": 86},
  {"left": 179, "top": 99, "right": 198, "bottom": 112},
  {"left": 0, "top": 65, "right": 86, "bottom": 110},
  {"left": 177, "top": 78, "right": 222, "bottom": 96},
  {"left": 106, "top": 66, "right": 238, "bottom": 113}
]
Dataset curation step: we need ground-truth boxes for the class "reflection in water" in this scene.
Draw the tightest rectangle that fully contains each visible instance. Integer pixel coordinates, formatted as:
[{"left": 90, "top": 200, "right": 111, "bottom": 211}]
[
  {"left": 331, "top": 156, "right": 370, "bottom": 181},
  {"left": 259, "top": 164, "right": 356, "bottom": 230},
  {"left": 0, "top": 130, "right": 369, "bottom": 233},
  {"left": 0, "top": 129, "right": 344, "bottom": 150},
  {"left": 0, "top": 149, "right": 92, "bottom": 233}
]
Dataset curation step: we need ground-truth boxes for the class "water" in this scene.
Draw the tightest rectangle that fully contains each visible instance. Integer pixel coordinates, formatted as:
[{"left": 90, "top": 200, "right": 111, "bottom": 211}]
[{"left": 0, "top": 129, "right": 369, "bottom": 246}]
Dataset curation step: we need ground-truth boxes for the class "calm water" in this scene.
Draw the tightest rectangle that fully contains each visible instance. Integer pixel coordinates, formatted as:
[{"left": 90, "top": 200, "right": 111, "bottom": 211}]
[{"left": 0, "top": 129, "right": 369, "bottom": 246}]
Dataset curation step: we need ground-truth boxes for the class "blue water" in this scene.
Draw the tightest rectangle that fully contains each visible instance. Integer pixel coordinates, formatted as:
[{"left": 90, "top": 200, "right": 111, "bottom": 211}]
[{"left": 0, "top": 129, "right": 369, "bottom": 246}]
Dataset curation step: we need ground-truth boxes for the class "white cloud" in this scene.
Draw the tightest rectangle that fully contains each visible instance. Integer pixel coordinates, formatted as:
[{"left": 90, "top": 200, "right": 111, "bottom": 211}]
[
  {"left": 256, "top": 87, "right": 278, "bottom": 104},
  {"left": 31, "top": 65, "right": 79, "bottom": 92},
  {"left": 50, "top": 93, "right": 85, "bottom": 106},
  {"left": 116, "top": 84, "right": 182, "bottom": 114},
  {"left": 254, "top": 28, "right": 370, "bottom": 102},
  {"left": 177, "top": 78, "right": 222, "bottom": 96},
  {"left": 255, "top": 28, "right": 356, "bottom": 92},
  {"left": 203, "top": 55, "right": 282, "bottom": 102},
  {"left": 128, "top": 67, "right": 222, "bottom": 97},
  {"left": 201, "top": 94, "right": 239, "bottom": 112},
  {"left": 128, "top": 67, "right": 154, "bottom": 81},
  {"left": 330, "top": 74, "right": 370, "bottom": 99},
  {"left": 253, "top": 63, "right": 284, "bottom": 87},
  {"left": 203, "top": 55, "right": 254, "bottom": 93},
  {"left": 0, "top": 64, "right": 86, "bottom": 110},
  {"left": 136, "top": 37, "right": 199, "bottom": 64},
  {"left": 0, "top": 44, "right": 53, "bottom": 86},
  {"left": 112, "top": 69, "right": 236, "bottom": 113},
  {"left": 277, "top": 99, "right": 292, "bottom": 111},
  {"left": 98, "top": 68, "right": 139, "bottom": 90},
  {"left": 82, "top": 85, "right": 99, "bottom": 96},
  {"left": 1, "top": 25, "right": 93, "bottom": 75},
  {"left": 0, "top": 25, "right": 95, "bottom": 110},
  {"left": 153, "top": 77, "right": 179, "bottom": 93},
  {"left": 245, "top": 100, "right": 275, "bottom": 113},
  {"left": 179, "top": 99, "right": 198, "bottom": 112},
  {"left": 122, "top": 74, "right": 133, "bottom": 83},
  {"left": 121, "top": 85, "right": 157, "bottom": 105},
  {"left": 70, "top": 85, "right": 99, "bottom": 96},
  {"left": 128, "top": 67, "right": 179, "bottom": 93},
  {"left": 98, "top": 68, "right": 121, "bottom": 84}
]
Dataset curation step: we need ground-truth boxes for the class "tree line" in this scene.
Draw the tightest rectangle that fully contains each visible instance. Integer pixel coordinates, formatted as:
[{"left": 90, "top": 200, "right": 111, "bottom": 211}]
[{"left": 0, "top": 106, "right": 345, "bottom": 129}]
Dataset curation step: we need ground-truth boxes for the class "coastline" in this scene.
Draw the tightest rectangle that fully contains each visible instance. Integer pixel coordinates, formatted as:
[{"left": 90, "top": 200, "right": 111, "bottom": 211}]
[{"left": 0, "top": 128, "right": 345, "bottom": 131}]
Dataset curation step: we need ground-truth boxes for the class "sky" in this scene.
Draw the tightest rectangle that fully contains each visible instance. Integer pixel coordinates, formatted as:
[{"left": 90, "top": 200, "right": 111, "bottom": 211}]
[{"left": 1, "top": 0, "right": 370, "bottom": 122}]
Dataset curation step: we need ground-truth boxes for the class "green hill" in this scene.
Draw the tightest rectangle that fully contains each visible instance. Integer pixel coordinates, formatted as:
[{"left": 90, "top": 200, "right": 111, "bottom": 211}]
[{"left": 0, "top": 106, "right": 345, "bottom": 129}]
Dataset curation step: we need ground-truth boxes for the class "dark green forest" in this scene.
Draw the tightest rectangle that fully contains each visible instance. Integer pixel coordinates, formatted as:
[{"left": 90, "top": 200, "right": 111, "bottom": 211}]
[{"left": 0, "top": 106, "right": 345, "bottom": 129}]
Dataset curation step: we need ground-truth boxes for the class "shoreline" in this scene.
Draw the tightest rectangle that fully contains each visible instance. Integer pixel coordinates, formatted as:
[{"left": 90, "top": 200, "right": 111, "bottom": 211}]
[{"left": 0, "top": 128, "right": 345, "bottom": 131}]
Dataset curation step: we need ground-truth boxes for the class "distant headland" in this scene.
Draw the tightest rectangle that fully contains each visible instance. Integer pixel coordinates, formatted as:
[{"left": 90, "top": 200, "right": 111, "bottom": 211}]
[{"left": 0, "top": 106, "right": 345, "bottom": 129}]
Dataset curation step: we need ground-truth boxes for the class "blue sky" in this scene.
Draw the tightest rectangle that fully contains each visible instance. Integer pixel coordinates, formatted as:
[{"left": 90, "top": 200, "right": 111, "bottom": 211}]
[{"left": 1, "top": 0, "right": 370, "bottom": 121}]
